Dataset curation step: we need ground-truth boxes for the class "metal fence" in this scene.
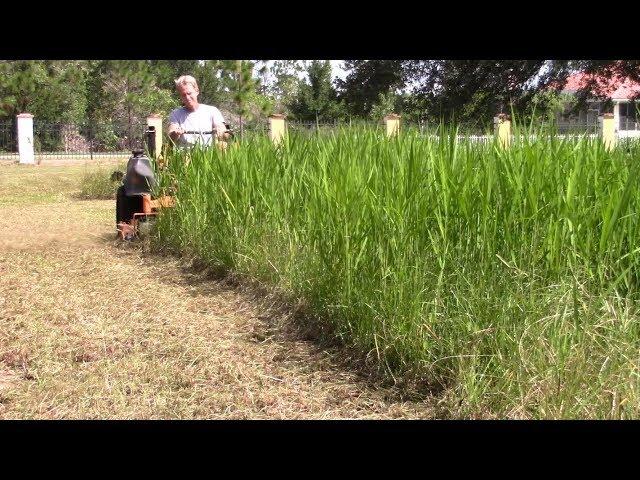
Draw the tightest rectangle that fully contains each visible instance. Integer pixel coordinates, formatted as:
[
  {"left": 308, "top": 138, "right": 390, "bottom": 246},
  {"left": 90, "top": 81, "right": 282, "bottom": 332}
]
[
  {"left": 0, "top": 121, "right": 16, "bottom": 158},
  {"left": 225, "top": 119, "right": 269, "bottom": 137},
  {"left": 3, "top": 118, "right": 640, "bottom": 162},
  {"left": 555, "top": 122, "right": 600, "bottom": 135},
  {"left": 0, "top": 120, "right": 149, "bottom": 161},
  {"left": 33, "top": 120, "right": 147, "bottom": 159},
  {"left": 281, "top": 121, "right": 606, "bottom": 144}
]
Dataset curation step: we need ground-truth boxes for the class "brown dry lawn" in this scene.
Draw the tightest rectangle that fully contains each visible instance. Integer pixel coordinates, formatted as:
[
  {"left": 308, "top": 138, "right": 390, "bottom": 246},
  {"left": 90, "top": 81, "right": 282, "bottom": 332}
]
[{"left": 0, "top": 159, "right": 436, "bottom": 419}]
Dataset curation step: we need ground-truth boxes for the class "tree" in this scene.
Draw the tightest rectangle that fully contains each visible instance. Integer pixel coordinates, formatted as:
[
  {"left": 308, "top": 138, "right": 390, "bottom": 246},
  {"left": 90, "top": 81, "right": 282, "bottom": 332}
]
[
  {"left": 403, "top": 60, "right": 549, "bottom": 128},
  {"left": 88, "top": 61, "right": 166, "bottom": 121},
  {"left": 337, "top": 60, "right": 407, "bottom": 118},
  {"left": 256, "top": 60, "right": 270, "bottom": 95},
  {"left": 289, "top": 60, "right": 344, "bottom": 122},
  {"left": 224, "top": 60, "right": 262, "bottom": 136},
  {"left": 86, "top": 60, "right": 175, "bottom": 148},
  {"left": 369, "top": 89, "right": 400, "bottom": 121},
  {"left": 399, "top": 60, "right": 640, "bottom": 127},
  {"left": 152, "top": 60, "right": 238, "bottom": 109},
  {"left": 194, "top": 60, "right": 233, "bottom": 107},
  {"left": 149, "top": 60, "right": 200, "bottom": 91},
  {"left": 0, "top": 60, "right": 88, "bottom": 123},
  {"left": 268, "top": 60, "right": 305, "bottom": 114}
]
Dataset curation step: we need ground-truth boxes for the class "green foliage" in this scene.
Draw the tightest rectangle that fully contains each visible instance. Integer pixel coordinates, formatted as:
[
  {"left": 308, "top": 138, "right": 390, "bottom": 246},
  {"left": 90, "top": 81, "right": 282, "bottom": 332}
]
[
  {"left": 230, "top": 60, "right": 256, "bottom": 117},
  {"left": 289, "top": 60, "right": 345, "bottom": 121},
  {"left": 369, "top": 89, "right": 400, "bottom": 121},
  {"left": 221, "top": 60, "right": 265, "bottom": 134},
  {"left": 268, "top": 60, "right": 305, "bottom": 114},
  {"left": 0, "top": 60, "right": 88, "bottom": 122},
  {"left": 92, "top": 124, "right": 120, "bottom": 151},
  {"left": 337, "top": 60, "right": 406, "bottom": 118},
  {"left": 399, "top": 60, "right": 640, "bottom": 126},
  {"left": 150, "top": 60, "right": 233, "bottom": 108},
  {"left": 149, "top": 60, "right": 201, "bottom": 92},
  {"left": 2, "top": 59, "right": 638, "bottom": 142},
  {"left": 86, "top": 60, "right": 177, "bottom": 125},
  {"left": 403, "top": 60, "right": 548, "bottom": 125},
  {"left": 195, "top": 60, "right": 233, "bottom": 107},
  {"left": 523, "top": 90, "right": 575, "bottom": 124}
]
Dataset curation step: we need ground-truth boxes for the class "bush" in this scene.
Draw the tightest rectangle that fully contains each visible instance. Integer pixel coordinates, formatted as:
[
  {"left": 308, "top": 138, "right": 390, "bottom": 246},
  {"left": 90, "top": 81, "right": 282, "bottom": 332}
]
[{"left": 78, "top": 167, "right": 123, "bottom": 200}]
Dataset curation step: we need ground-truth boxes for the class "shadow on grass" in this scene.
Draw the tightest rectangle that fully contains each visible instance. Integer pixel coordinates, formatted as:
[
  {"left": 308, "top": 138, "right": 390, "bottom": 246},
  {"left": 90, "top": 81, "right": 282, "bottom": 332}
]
[{"left": 127, "top": 242, "right": 441, "bottom": 406}]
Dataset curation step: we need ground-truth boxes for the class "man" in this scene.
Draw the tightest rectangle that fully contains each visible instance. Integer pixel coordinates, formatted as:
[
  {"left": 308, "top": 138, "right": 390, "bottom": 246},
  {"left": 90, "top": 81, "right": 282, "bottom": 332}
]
[{"left": 168, "top": 75, "right": 229, "bottom": 147}]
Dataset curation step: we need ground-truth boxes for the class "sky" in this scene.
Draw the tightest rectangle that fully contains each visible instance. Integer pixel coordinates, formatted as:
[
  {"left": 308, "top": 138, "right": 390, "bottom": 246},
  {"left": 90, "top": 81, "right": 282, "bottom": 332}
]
[
  {"left": 252, "top": 60, "right": 348, "bottom": 84},
  {"left": 330, "top": 60, "right": 348, "bottom": 80},
  {"left": 287, "top": 60, "right": 348, "bottom": 81}
]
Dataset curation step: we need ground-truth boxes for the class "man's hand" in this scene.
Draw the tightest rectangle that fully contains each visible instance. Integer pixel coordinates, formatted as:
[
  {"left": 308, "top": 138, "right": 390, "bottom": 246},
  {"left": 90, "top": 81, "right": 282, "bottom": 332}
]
[
  {"left": 214, "top": 122, "right": 227, "bottom": 140},
  {"left": 168, "top": 124, "right": 184, "bottom": 142}
]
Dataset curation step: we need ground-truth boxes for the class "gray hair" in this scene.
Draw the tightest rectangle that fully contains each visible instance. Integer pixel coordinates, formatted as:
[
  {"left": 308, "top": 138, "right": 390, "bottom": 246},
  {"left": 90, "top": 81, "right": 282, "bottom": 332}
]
[{"left": 174, "top": 75, "right": 199, "bottom": 91}]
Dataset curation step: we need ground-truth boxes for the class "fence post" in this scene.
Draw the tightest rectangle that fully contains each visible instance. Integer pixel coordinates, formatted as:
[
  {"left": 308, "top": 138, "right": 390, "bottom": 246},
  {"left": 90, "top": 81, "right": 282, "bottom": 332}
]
[
  {"left": 17, "top": 113, "right": 35, "bottom": 165},
  {"left": 384, "top": 113, "right": 401, "bottom": 137},
  {"left": 269, "top": 114, "right": 286, "bottom": 145},
  {"left": 146, "top": 114, "right": 163, "bottom": 158},
  {"left": 602, "top": 112, "right": 616, "bottom": 151},
  {"left": 494, "top": 113, "right": 511, "bottom": 149}
]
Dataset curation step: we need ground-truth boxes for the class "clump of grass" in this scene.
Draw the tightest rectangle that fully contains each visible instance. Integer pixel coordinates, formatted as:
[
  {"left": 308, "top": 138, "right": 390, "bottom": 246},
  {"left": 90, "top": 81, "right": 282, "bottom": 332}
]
[
  {"left": 154, "top": 125, "right": 640, "bottom": 418},
  {"left": 78, "top": 165, "right": 125, "bottom": 200}
]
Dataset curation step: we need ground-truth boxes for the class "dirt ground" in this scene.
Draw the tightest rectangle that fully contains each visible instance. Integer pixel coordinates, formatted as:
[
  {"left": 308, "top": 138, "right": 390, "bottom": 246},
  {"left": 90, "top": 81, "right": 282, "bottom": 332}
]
[{"left": 0, "top": 161, "right": 436, "bottom": 419}]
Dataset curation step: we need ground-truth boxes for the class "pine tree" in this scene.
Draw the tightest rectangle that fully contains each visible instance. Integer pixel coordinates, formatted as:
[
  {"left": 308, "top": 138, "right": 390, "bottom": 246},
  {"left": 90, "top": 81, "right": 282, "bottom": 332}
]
[
  {"left": 0, "top": 60, "right": 88, "bottom": 122},
  {"left": 289, "top": 60, "right": 344, "bottom": 122},
  {"left": 269, "top": 60, "right": 304, "bottom": 114},
  {"left": 85, "top": 60, "right": 175, "bottom": 148},
  {"left": 226, "top": 60, "right": 259, "bottom": 137}
]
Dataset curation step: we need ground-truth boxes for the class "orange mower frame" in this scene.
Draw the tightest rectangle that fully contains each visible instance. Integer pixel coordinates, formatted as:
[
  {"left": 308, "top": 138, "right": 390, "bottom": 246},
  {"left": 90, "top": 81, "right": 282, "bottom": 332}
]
[{"left": 117, "top": 193, "right": 175, "bottom": 240}]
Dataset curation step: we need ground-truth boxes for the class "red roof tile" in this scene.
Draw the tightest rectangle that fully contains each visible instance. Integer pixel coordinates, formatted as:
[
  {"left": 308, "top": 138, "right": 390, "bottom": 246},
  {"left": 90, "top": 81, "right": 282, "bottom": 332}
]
[{"left": 562, "top": 72, "right": 640, "bottom": 100}]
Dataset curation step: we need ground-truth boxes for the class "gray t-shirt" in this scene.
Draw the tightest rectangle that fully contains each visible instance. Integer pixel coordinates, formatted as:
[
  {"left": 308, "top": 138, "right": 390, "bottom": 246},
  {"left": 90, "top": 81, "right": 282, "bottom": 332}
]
[{"left": 168, "top": 104, "right": 225, "bottom": 147}]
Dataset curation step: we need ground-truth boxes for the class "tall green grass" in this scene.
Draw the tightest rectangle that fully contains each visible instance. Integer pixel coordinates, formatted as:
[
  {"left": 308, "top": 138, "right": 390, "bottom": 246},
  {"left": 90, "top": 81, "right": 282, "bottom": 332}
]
[
  {"left": 78, "top": 164, "right": 126, "bottom": 200},
  {"left": 154, "top": 125, "right": 640, "bottom": 418}
]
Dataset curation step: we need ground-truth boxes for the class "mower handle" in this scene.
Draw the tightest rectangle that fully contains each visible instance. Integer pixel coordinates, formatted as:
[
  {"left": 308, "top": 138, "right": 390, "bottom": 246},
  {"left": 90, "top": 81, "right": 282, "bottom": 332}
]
[{"left": 182, "top": 127, "right": 234, "bottom": 139}]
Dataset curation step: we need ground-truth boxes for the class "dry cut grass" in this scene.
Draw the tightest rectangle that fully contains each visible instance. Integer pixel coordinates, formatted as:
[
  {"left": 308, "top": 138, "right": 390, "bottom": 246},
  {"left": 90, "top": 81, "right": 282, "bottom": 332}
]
[{"left": 0, "top": 161, "right": 435, "bottom": 419}]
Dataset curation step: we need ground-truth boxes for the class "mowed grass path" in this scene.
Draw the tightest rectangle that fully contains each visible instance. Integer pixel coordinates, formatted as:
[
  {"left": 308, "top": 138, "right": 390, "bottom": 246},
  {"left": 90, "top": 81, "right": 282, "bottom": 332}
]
[{"left": 0, "top": 160, "right": 434, "bottom": 419}]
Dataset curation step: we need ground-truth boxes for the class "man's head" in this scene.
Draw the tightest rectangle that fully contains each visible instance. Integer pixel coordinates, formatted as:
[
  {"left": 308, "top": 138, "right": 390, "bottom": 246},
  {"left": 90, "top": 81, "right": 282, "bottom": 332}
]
[{"left": 175, "top": 75, "right": 199, "bottom": 112}]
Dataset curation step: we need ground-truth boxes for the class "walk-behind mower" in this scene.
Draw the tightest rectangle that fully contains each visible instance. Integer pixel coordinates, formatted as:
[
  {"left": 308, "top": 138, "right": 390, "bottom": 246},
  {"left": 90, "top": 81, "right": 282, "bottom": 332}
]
[
  {"left": 114, "top": 126, "right": 176, "bottom": 241},
  {"left": 115, "top": 148, "right": 175, "bottom": 241}
]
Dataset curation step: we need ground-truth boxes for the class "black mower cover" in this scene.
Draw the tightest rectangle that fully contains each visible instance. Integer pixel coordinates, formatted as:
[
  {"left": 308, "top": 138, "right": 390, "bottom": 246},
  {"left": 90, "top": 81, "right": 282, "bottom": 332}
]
[{"left": 123, "top": 149, "right": 156, "bottom": 196}]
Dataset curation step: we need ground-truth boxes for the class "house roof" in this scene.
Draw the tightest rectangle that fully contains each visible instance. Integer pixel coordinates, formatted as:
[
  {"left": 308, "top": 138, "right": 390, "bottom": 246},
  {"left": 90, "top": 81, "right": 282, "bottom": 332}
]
[{"left": 562, "top": 72, "right": 640, "bottom": 100}]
